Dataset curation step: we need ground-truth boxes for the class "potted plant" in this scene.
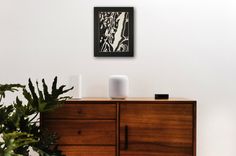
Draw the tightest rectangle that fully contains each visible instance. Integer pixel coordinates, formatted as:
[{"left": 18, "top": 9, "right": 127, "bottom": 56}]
[{"left": 0, "top": 77, "right": 73, "bottom": 156}]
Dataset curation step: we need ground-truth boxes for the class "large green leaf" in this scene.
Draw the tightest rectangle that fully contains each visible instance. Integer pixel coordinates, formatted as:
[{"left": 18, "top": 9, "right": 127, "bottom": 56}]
[
  {"left": 0, "top": 84, "right": 25, "bottom": 102},
  {"left": 1, "top": 132, "right": 37, "bottom": 156},
  {"left": 24, "top": 76, "right": 73, "bottom": 112}
]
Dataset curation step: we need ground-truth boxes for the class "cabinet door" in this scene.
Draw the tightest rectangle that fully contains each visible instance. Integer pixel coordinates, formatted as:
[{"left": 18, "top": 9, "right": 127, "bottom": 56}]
[{"left": 120, "top": 103, "right": 194, "bottom": 156}]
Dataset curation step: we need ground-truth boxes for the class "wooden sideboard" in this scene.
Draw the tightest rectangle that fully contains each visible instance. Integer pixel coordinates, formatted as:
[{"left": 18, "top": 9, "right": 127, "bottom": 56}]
[{"left": 41, "top": 98, "right": 196, "bottom": 156}]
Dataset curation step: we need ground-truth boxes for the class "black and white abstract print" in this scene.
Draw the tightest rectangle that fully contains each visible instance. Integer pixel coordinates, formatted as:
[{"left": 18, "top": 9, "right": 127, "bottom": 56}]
[{"left": 99, "top": 11, "right": 129, "bottom": 52}]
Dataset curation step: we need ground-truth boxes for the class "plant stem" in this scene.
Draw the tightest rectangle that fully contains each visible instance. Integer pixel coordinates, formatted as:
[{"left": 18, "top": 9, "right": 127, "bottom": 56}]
[{"left": 0, "top": 95, "right": 3, "bottom": 102}]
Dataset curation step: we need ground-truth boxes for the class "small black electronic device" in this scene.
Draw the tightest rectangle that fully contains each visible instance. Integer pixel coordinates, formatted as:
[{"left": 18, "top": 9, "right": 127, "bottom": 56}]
[{"left": 155, "top": 94, "right": 169, "bottom": 99}]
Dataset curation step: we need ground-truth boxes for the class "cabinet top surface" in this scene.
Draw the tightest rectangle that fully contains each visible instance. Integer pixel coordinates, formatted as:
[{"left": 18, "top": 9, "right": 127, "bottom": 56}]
[{"left": 67, "top": 97, "right": 196, "bottom": 102}]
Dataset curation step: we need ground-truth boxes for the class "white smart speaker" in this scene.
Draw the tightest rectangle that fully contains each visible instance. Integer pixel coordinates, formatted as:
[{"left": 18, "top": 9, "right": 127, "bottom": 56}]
[{"left": 109, "top": 75, "right": 129, "bottom": 99}]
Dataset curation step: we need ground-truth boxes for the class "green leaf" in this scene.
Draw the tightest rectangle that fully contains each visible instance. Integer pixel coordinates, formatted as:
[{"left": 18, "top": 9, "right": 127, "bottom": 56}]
[
  {"left": 2, "top": 132, "right": 38, "bottom": 156},
  {"left": 38, "top": 102, "right": 47, "bottom": 112},
  {"left": 51, "top": 77, "right": 57, "bottom": 95},
  {"left": 42, "top": 79, "right": 50, "bottom": 101},
  {"left": 23, "top": 76, "right": 73, "bottom": 113},
  {"left": 0, "top": 84, "right": 25, "bottom": 102}
]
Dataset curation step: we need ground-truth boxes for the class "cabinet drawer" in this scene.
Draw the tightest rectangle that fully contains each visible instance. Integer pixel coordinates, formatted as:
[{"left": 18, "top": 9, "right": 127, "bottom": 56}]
[
  {"left": 42, "top": 104, "right": 116, "bottom": 119},
  {"left": 43, "top": 120, "right": 116, "bottom": 145},
  {"left": 59, "top": 146, "right": 115, "bottom": 156}
]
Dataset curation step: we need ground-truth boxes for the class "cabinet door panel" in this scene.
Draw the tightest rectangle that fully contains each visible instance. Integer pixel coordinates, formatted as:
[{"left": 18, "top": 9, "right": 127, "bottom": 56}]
[
  {"left": 120, "top": 103, "right": 193, "bottom": 156},
  {"left": 43, "top": 120, "right": 116, "bottom": 145},
  {"left": 59, "top": 146, "right": 115, "bottom": 156}
]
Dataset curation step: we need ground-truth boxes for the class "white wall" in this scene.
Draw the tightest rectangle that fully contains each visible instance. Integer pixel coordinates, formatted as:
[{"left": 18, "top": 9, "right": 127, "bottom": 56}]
[{"left": 1, "top": 0, "right": 236, "bottom": 155}]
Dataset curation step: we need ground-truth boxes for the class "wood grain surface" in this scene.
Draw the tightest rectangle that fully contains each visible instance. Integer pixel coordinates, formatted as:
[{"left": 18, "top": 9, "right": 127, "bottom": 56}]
[
  {"left": 43, "top": 120, "right": 116, "bottom": 145},
  {"left": 120, "top": 103, "right": 194, "bottom": 156},
  {"left": 59, "top": 146, "right": 115, "bottom": 156},
  {"left": 42, "top": 104, "right": 116, "bottom": 120},
  {"left": 41, "top": 99, "right": 196, "bottom": 156}
]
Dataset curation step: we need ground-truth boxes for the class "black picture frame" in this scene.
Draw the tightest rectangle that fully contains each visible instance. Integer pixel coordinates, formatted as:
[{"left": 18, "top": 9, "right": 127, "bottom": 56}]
[{"left": 94, "top": 7, "right": 134, "bottom": 57}]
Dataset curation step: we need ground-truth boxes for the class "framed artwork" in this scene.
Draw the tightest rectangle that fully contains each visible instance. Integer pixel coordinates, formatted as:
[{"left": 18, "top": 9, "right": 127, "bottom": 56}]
[{"left": 94, "top": 7, "right": 134, "bottom": 57}]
